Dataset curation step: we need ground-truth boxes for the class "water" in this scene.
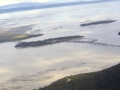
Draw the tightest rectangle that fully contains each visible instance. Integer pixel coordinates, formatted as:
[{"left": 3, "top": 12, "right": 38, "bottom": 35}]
[{"left": 0, "top": 0, "right": 120, "bottom": 90}]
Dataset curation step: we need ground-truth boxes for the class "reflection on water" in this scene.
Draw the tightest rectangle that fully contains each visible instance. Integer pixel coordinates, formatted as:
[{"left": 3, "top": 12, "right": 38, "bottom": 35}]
[
  {"left": 0, "top": 0, "right": 120, "bottom": 90},
  {"left": 0, "top": 42, "right": 120, "bottom": 90}
]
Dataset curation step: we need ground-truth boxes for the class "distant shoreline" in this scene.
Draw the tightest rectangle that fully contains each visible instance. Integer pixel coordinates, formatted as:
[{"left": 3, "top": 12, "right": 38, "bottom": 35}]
[{"left": 0, "top": 0, "right": 117, "bottom": 14}]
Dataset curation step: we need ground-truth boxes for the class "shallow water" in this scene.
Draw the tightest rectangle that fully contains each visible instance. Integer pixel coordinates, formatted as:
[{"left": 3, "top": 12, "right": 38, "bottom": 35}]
[{"left": 0, "top": 0, "right": 120, "bottom": 90}]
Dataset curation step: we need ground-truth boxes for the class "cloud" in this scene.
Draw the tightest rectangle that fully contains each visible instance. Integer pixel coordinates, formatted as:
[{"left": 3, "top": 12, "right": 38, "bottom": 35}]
[
  {"left": 0, "top": 0, "right": 99, "bottom": 6},
  {"left": 0, "top": 0, "right": 54, "bottom": 6}
]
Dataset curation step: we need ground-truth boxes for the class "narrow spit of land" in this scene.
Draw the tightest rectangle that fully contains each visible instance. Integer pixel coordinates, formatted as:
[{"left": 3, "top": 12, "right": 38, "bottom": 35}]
[
  {"left": 0, "top": 25, "right": 43, "bottom": 43},
  {"left": 0, "top": 33, "right": 43, "bottom": 43},
  {"left": 37, "top": 63, "right": 120, "bottom": 90},
  {"left": 80, "top": 20, "right": 116, "bottom": 26},
  {"left": 15, "top": 35, "right": 83, "bottom": 48}
]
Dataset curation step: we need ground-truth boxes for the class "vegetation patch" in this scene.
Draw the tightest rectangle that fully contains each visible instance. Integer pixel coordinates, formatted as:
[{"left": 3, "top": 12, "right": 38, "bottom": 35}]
[
  {"left": 0, "top": 32, "right": 43, "bottom": 43},
  {"left": 0, "top": 25, "right": 43, "bottom": 43}
]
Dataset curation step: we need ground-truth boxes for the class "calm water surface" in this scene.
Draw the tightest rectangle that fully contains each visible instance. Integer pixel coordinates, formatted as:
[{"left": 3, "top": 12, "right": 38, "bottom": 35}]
[{"left": 0, "top": 0, "right": 120, "bottom": 90}]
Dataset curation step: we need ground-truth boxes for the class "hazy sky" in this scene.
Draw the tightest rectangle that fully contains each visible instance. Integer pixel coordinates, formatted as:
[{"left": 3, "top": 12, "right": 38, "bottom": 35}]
[
  {"left": 0, "top": 0, "right": 98, "bottom": 6},
  {"left": 0, "top": 0, "right": 54, "bottom": 6}
]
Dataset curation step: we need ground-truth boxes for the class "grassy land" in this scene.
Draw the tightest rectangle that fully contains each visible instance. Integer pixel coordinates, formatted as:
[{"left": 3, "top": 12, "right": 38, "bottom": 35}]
[
  {"left": 0, "top": 32, "right": 43, "bottom": 43},
  {"left": 0, "top": 25, "right": 43, "bottom": 43},
  {"left": 37, "top": 63, "right": 120, "bottom": 90}
]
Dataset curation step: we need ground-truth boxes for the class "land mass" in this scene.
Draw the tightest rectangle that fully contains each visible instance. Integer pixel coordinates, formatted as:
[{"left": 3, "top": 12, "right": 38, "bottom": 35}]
[
  {"left": 0, "top": 25, "right": 43, "bottom": 43},
  {"left": 0, "top": 33, "right": 43, "bottom": 43},
  {"left": 38, "top": 63, "right": 120, "bottom": 90},
  {"left": 15, "top": 35, "right": 83, "bottom": 48},
  {"left": 80, "top": 20, "right": 116, "bottom": 26}
]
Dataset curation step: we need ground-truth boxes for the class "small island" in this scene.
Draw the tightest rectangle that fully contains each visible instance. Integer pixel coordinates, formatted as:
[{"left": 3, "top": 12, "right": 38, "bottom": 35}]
[
  {"left": 15, "top": 35, "right": 83, "bottom": 48},
  {"left": 80, "top": 20, "right": 116, "bottom": 26}
]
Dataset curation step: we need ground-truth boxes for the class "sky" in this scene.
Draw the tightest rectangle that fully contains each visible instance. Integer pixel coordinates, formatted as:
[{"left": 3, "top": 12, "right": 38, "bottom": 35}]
[
  {"left": 0, "top": 0, "right": 99, "bottom": 6},
  {"left": 0, "top": 0, "right": 54, "bottom": 6}
]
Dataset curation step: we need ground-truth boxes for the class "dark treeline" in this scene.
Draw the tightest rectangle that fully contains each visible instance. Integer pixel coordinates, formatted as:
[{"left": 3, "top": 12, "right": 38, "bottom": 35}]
[
  {"left": 80, "top": 20, "right": 116, "bottom": 26},
  {"left": 15, "top": 35, "right": 83, "bottom": 48}
]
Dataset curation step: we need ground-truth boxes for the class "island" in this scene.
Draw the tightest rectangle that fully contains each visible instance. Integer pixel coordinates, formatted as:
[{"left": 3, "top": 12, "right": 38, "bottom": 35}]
[
  {"left": 15, "top": 35, "right": 83, "bottom": 48},
  {"left": 80, "top": 20, "right": 116, "bottom": 26}
]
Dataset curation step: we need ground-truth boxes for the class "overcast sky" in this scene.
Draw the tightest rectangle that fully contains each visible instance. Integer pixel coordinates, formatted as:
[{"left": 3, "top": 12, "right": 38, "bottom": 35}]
[
  {"left": 0, "top": 0, "right": 99, "bottom": 6},
  {"left": 0, "top": 0, "right": 54, "bottom": 6}
]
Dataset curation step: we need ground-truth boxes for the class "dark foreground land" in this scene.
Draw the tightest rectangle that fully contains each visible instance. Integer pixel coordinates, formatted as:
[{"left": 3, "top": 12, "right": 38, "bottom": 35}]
[
  {"left": 15, "top": 35, "right": 83, "bottom": 48},
  {"left": 80, "top": 20, "right": 116, "bottom": 26},
  {"left": 38, "top": 63, "right": 120, "bottom": 90}
]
